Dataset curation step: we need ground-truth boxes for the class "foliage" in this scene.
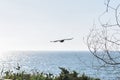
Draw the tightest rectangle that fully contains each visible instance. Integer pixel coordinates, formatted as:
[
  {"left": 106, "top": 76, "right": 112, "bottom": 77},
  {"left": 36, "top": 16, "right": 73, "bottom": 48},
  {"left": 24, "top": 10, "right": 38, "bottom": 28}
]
[{"left": 2, "top": 67, "right": 100, "bottom": 80}]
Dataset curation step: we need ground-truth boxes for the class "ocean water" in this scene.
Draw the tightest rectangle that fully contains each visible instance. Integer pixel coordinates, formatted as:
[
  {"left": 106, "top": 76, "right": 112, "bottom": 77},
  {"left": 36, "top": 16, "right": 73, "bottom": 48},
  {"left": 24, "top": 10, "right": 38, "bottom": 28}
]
[{"left": 0, "top": 51, "right": 119, "bottom": 80}]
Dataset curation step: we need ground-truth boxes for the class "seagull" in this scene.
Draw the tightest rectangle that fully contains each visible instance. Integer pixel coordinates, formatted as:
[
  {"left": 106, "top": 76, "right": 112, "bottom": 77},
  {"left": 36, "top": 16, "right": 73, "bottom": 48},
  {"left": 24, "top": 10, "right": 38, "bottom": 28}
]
[{"left": 50, "top": 38, "right": 73, "bottom": 43}]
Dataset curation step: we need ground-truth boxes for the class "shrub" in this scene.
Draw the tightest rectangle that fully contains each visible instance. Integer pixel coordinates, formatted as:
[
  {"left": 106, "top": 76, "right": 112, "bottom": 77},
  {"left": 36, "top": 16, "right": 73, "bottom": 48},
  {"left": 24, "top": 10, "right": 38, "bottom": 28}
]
[{"left": 3, "top": 67, "right": 100, "bottom": 80}]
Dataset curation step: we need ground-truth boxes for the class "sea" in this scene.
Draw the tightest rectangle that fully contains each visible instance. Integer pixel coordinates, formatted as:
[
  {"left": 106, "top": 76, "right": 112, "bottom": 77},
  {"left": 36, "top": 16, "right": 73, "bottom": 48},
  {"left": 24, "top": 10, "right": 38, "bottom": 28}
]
[{"left": 0, "top": 51, "right": 119, "bottom": 80}]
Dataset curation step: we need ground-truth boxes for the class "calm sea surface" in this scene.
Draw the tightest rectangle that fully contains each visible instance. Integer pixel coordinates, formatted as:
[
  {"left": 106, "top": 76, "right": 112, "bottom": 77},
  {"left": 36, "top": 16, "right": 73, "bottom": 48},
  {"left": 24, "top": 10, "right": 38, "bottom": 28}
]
[{"left": 0, "top": 51, "right": 119, "bottom": 80}]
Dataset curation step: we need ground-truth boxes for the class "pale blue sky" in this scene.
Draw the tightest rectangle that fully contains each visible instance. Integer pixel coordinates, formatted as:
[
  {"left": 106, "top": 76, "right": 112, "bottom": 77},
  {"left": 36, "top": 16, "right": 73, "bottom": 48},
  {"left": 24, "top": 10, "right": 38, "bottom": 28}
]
[{"left": 0, "top": 0, "right": 105, "bottom": 52}]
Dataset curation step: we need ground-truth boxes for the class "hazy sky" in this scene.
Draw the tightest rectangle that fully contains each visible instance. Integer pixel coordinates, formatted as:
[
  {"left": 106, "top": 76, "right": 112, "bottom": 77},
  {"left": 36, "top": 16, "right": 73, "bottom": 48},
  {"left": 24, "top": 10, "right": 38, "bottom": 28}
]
[{"left": 0, "top": 0, "right": 105, "bottom": 52}]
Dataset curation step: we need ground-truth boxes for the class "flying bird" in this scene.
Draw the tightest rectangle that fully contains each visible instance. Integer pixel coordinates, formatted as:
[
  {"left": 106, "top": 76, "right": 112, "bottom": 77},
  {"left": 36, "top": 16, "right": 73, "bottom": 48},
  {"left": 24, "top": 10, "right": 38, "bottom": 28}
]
[{"left": 50, "top": 38, "right": 73, "bottom": 43}]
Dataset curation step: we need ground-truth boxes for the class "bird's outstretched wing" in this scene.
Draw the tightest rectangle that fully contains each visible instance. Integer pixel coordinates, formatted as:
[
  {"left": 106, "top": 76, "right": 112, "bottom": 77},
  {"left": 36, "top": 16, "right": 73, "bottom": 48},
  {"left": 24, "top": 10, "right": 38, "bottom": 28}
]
[
  {"left": 50, "top": 40, "right": 61, "bottom": 42},
  {"left": 63, "top": 38, "right": 73, "bottom": 40}
]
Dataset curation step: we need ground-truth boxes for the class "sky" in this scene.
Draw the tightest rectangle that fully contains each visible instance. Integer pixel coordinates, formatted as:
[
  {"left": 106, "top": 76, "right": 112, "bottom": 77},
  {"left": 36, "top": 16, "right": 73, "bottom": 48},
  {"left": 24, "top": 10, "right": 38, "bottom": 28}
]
[{"left": 0, "top": 0, "right": 105, "bottom": 52}]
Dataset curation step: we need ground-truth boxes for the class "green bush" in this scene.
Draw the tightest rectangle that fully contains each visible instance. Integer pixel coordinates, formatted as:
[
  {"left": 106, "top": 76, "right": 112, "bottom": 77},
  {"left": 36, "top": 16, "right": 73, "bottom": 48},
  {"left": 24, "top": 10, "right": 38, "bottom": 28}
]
[{"left": 3, "top": 67, "right": 100, "bottom": 80}]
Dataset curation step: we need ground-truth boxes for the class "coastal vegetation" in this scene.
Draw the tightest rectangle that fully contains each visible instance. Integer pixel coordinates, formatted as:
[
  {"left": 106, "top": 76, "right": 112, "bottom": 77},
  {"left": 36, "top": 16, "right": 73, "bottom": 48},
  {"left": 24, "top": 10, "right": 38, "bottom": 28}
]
[{"left": 2, "top": 67, "right": 100, "bottom": 80}]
